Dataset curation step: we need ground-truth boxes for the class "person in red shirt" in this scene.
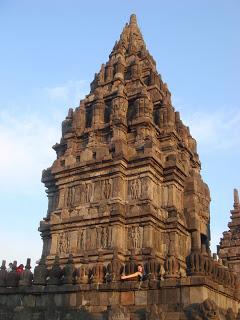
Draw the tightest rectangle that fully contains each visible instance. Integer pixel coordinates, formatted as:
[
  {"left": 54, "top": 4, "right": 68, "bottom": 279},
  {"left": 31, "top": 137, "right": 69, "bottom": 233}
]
[{"left": 16, "top": 264, "right": 24, "bottom": 274}]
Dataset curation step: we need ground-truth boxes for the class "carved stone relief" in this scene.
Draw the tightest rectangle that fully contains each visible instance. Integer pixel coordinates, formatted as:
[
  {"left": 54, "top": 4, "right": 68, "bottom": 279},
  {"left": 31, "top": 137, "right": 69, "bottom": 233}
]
[
  {"left": 129, "top": 179, "right": 141, "bottom": 199},
  {"left": 94, "top": 179, "right": 112, "bottom": 202},
  {"left": 127, "top": 226, "right": 143, "bottom": 249},
  {"left": 57, "top": 232, "right": 70, "bottom": 255},
  {"left": 141, "top": 177, "right": 151, "bottom": 199},
  {"left": 65, "top": 182, "right": 94, "bottom": 207},
  {"left": 102, "top": 179, "right": 112, "bottom": 199},
  {"left": 78, "top": 226, "right": 112, "bottom": 251}
]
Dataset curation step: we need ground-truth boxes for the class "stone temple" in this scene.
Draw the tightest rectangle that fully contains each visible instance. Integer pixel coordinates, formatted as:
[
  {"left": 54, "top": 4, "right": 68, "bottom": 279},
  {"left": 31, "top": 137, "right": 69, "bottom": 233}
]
[{"left": 0, "top": 14, "right": 240, "bottom": 320}]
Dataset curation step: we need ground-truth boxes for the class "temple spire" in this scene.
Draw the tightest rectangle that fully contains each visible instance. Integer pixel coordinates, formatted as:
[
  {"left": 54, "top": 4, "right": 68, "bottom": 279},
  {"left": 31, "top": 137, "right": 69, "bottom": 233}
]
[{"left": 110, "top": 14, "right": 146, "bottom": 57}]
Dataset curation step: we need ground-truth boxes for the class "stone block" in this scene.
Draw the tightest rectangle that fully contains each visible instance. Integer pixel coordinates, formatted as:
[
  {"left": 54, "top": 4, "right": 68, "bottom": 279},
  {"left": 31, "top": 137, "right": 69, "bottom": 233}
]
[
  {"left": 147, "top": 289, "right": 159, "bottom": 305},
  {"left": 76, "top": 292, "right": 83, "bottom": 306},
  {"left": 6, "top": 294, "right": 23, "bottom": 307},
  {"left": 120, "top": 292, "right": 134, "bottom": 305},
  {"left": 108, "top": 291, "right": 120, "bottom": 305},
  {"left": 189, "top": 287, "right": 206, "bottom": 304},
  {"left": 22, "top": 294, "right": 36, "bottom": 307},
  {"left": 54, "top": 293, "right": 63, "bottom": 307},
  {"left": 32, "top": 312, "right": 45, "bottom": 320},
  {"left": 35, "top": 294, "right": 54, "bottom": 307},
  {"left": 69, "top": 293, "right": 77, "bottom": 307},
  {"left": 180, "top": 287, "right": 190, "bottom": 305},
  {"left": 135, "top": 291, "right": 147, "bottom": 306},
  {"left": 98, "top": 291, "right": 109, "bottom": 305}
]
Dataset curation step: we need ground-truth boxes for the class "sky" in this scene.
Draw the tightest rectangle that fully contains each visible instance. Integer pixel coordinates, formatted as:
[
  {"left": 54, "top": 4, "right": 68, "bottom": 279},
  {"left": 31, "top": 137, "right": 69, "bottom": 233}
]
[{"left": 0, "top": 0, "right": 239, "bottom": 266}]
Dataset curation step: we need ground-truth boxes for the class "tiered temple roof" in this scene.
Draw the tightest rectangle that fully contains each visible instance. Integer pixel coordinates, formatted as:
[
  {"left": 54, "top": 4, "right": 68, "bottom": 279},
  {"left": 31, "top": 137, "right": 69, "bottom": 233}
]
[{"left": 218, "top": 189, "right": 240, "bottom": 274}]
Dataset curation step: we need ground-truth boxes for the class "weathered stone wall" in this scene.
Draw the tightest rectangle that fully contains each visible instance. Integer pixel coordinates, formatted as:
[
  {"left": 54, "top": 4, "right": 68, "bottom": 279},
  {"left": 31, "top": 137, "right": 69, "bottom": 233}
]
[{"left": 0, "top": 279, "right": 239, "bottom": 320}]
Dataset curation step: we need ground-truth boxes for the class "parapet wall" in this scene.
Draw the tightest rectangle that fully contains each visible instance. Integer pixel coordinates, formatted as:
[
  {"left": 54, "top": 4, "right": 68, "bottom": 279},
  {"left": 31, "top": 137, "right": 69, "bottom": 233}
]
[
  {"left": 0, "top": 278, "right": 239, "bottom": 320},
  {"left": 1, "top": 249, "right": 240, "bottom": 319}
]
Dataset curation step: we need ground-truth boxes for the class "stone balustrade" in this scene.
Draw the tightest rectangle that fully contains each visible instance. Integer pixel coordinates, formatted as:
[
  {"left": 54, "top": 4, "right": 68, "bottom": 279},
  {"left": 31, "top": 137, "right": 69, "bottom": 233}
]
[
  {"left": 0, "top": 251, "right": 238, "bottom": 294},
  {"left": 186, "top": 249, "right": 238, "bottom": 290}
]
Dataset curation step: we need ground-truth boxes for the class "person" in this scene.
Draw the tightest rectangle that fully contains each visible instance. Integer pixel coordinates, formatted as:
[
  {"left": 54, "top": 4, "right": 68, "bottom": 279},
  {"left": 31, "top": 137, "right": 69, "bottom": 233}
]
[
  {"left": 121, "top": 264, "right": 146, "bottom": 281},
  {"left": 16, "top": 264, "right": 24, "bottom": 274},
  {"left": 7, "top": 263, "right": 13, "bottom": 272}
]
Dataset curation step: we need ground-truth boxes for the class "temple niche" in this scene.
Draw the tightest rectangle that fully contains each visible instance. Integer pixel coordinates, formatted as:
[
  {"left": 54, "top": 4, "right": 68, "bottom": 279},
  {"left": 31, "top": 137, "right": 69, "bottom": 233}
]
[{"left": 1, "top": 14, "right": 240, "bottom": 320}]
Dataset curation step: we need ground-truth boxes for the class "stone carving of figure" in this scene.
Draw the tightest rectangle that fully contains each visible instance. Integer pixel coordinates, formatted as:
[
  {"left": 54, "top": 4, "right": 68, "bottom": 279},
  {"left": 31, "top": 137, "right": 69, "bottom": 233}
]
[
  {"left": 86, "top": 183, "right": 92, "bottom": 203},
  {"left": 135, "top": 179, "right": 141, "bottom": 198},
  {"left": 130, "top": 179, "right": 141, "bottom": 199},
  {"left": 87, "top": 228, "right": 96, "bottom": 250},
  {"left": 132, "top": 227, "right": 137, "bottom": 248},
  {"left": 79, "top": 184, "right": 85, "bottom": 203},
  {"left": 141, "top": 178, "right": 149, "bottom": 198},
  {"left": 58, "top": 233, "right": 64, "bottom": 254},
  {"left": 58, "top": 232, "right": 70, "bottom": 255},
  {"left": 101, "top": 227, "right": 107, "bottom": 248},
  {"left": 74, "top": 186, "right": 81, "bottom": 205},
  {"left": 77, "top": 230, "right": 85, "bottom": 251},
  {"left": 103, "top": 179, "right": 112, "bottom": 199},
  {"left": 130, "top": 180, "right": 135, "bottom": 199},
  {"left": 135, "top": 227, "right": 141, "bottom": 248},
  {"left": 128, "top": 226, "right": 141, "bottom": 249}
]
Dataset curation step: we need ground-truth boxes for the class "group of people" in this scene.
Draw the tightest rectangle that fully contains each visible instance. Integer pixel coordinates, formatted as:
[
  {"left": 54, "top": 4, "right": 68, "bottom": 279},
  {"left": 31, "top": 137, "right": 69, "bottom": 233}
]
[
  {"left": 5, "top": 262, "right": 146, "bottom": 281},
  {"left": 6, "top": 263, "right": 24, "bottom": 274}
]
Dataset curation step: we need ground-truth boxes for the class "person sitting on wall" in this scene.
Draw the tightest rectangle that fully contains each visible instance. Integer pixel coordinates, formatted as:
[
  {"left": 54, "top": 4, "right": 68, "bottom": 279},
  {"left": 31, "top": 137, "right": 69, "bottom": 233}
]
[{"left": 121, "top": 264, "right": 147, "bottom": 281}]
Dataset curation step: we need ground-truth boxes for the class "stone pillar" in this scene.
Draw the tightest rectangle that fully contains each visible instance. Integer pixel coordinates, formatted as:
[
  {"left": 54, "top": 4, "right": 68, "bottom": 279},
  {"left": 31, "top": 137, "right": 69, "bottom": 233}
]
[
  {"left": 191, "top": 230, "right": 201, "bottom": 251},
  {"left": 92, "top": 88, "right": 105, "bottom": 128}
]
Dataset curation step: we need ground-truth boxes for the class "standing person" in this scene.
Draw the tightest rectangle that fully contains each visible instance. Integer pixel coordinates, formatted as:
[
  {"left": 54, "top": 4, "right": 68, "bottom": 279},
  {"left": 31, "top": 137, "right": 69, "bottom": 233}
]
[
  {"left": 6, "top": 263, "right": 13, "bottom": 272},
  {"left": 16, "top": 264, "right": 24, "bottom": 274}
]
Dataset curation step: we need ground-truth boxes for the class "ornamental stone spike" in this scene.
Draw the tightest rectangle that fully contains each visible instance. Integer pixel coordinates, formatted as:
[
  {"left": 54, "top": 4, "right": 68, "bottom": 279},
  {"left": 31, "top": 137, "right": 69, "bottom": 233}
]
[{"left": 234, "top": 188, "right": 239, "bottom": 209}]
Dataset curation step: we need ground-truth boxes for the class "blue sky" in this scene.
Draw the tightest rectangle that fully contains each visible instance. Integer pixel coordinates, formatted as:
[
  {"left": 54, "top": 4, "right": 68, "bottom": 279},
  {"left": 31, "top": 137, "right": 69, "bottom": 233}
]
[{"left": 0, "top": 0, "right": 239, "bottom": 265}]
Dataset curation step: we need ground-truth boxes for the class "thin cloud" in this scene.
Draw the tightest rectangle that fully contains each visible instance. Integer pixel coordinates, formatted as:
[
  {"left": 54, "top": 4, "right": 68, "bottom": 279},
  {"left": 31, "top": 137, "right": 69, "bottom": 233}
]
[
  {"left": 0, "top": 111, "right": 59, "bottom": 195},
  {"left": 45, "top": 80, "right": 88, "bottom": 104},
  {"left": 0, "top": 79, "right": 88, "bottom": 195},
  {"left": 178, "top": 106, "right": 240, "bottom": 152}
]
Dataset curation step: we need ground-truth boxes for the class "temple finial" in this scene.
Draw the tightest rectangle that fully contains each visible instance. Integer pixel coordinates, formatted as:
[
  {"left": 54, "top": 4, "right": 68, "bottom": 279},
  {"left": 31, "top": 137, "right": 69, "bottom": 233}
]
[
  {"left": 234, "top": 188, "right": 239, "bottom": 208},
  {"left": 130, "top": 14, "right": 137, "bottom": 26}
]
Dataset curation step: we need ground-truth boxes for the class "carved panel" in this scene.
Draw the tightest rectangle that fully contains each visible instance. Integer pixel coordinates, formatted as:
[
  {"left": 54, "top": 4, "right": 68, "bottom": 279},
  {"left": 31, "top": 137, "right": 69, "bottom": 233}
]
[
  {"left": 79, "top": 226, "right": 112, "bottom": 251},
  {"left": 77, "top": 229, "right": 86, "bottom": 251},
  {"left": 93, "top": 179, "right": 112, "bottom": 201},
  {"left": 141, "top": 177, "right": 151, "bottom": 199},
  {"left": 129, "top": 179, "right": 141, "bottom": 199},
  {"left": 57, "top": 232, "right": 70, "bottom": 255},
  {"left": 65, "top": 182, "right": 94, "bottom": 207},
  {"left": 102, "top": 179, "right": 112, "bottom": 199},
  {"left": 127, "top": 226, "right": 143, "bottom": 249}
]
